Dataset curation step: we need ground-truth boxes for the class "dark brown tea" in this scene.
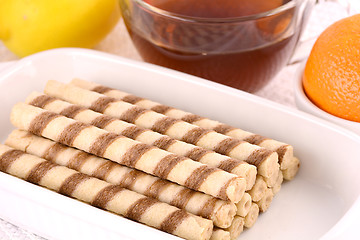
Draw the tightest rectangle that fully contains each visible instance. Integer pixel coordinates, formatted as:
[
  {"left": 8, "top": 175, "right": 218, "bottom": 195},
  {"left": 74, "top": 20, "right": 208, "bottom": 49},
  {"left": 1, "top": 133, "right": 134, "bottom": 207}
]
[{"left": 121, "top": 0, "right": 299, "bottom": 92}]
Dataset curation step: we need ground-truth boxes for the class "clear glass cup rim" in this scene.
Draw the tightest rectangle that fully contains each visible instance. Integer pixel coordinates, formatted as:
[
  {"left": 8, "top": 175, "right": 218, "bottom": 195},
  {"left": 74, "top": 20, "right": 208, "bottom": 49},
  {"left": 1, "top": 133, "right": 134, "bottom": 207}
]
[{"left": 130, "top": 0, "right": 301, "bottom": 23}]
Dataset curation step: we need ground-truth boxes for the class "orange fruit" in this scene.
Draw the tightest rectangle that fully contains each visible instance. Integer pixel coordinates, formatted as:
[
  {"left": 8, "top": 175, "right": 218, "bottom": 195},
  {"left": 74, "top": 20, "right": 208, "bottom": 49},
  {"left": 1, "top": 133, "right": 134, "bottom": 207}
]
[{"left": 303, "top": 14, "right": 360, "bottom": 122}]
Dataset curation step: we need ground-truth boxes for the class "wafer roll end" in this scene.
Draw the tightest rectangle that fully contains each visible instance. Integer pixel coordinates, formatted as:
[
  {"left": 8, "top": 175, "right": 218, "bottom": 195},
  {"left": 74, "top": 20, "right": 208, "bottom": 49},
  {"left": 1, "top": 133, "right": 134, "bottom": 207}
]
[
  {"left": 225, "top": 177, "right": 246, "bottom": 203},
  {"left": 213, "top": 202, "right": 237, "bottom": 228},
  {"left": 255, "top": 187, "right": 274, "bottom": 212},
  {"left": 278, "top": 145, "right": 294, "bottom": 170},
  {"left": 233, "top": 163, "right": 257, "bottom": 191},
  {"left": 210, "top": 229, "right": 230, "bottom": 240},
  {"left": 236, "top": 193, "right": 252, "bottom": 217},
  {"left": 257, "top": 151, "right": 280, "bottom": 178},
  {"left": 224, "top": 216, "right": 244, "bottom": 239},
  {"left": 282, "top": 157, "right": 300, "bottom": 181},
  {"left": 244, "top": 203, "right": 259, "bottom": 228},
  {"left": 176, "top": 214, "right": 213, "bottom": 240}
]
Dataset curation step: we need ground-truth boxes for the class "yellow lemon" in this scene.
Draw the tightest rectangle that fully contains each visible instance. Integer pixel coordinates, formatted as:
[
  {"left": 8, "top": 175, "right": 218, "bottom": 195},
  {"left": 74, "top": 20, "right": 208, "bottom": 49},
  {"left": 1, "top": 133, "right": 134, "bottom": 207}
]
[{"left": 0, "top": 0, "right": 121, "bottom": 57}]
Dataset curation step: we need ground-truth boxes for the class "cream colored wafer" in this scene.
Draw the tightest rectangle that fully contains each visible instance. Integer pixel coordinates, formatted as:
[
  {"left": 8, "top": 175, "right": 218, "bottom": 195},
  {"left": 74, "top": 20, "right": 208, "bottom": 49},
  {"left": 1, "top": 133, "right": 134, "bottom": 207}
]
[
  {"left": 71, "top": 78, "right": 294, "bottom": 172},
  {"left": 0, "top": 144, "right": 213, "bottom": 240},
  {"left": 45, "top": 80, "right": 279, "bottom": 179},
  {"left": 263, "top": 168, "right": 280, "bottom": 188},
  {"left": 282, "top": 157, "right": 300, "bottom": 181},
  {"left": 236, "top": 192, "right": 252, "bottom": 217},
  {"left": 271, "top": 170, "right": 284, "bottom": 195},
  {"left": 223, "top": 216, "right": 244, "bottom": 239},
  {"left": 244, "top": 203, "right": 259, "bottom": 228},
  {"left": 25, "top": 92, "right": 256, "bottom": 191},
  {"left": 11, "top": 103, "right": 245, "bottom": 202},
  {"left": 210, "top": 229, "right": 230, "bottom": 240},
  {"left": 246, "top": 176, "right": 267, "bottom": 202},
  {"left": 254, "top": 187, "right": 274, "bottom": 212},
  {"left": 6, "top": 129, "right": 237, "bottom": 228}
]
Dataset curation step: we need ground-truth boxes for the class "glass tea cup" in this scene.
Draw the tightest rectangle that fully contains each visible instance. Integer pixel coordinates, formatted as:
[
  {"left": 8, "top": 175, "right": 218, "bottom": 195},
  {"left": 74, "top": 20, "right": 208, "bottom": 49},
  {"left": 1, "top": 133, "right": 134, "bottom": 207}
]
[{"left": 119, "top": 0, "right": 314, "bottom": 93}]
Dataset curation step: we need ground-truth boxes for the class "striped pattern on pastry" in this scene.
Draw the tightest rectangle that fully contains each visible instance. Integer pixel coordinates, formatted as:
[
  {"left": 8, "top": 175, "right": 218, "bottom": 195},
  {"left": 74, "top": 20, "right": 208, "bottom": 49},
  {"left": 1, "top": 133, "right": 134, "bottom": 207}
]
[
  {"left": 25, "top": 92, "right": 257, "bottom": 191},
  {"left": 10, "top": 103, "right": 246, "bottom": 202},
  {"left": 0, "top": 144, "right": 214, "bottom": 240},
  {"left": 6, "top": 129, "right": 236, "bottom": 228},
  {"left": 44, "top": 80, "right": 280, "bottom": 180},
  {"left": 70, "top": 78, "right": 298, "bottom": 180}
]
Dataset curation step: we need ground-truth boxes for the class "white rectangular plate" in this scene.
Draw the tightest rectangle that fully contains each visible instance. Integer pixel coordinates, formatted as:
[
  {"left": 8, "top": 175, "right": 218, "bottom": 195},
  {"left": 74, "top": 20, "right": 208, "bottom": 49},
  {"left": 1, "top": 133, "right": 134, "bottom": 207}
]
[{"left": 0, "top": 48, "right": 360, "bottom": 240}]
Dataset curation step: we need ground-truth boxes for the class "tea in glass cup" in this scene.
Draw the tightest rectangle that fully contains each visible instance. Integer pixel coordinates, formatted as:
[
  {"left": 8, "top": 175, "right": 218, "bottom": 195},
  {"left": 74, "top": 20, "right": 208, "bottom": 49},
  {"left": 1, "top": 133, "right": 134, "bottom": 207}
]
[{"left": 120, "top": 0, "right": 314, "bottom": 92}]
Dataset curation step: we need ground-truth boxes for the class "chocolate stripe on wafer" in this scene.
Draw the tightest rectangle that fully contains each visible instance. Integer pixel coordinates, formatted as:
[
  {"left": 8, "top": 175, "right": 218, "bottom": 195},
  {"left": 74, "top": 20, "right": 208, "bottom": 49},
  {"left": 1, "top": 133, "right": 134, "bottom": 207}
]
[
  {"left": 152, "top": 136, "right": 177, "bottom": 150},
  {"left": 60, "top": 105, "right": 86, "bottom": 119},
  {"left": 29, "top": 94, "right": 56, "bottom": 108},
  {"left": 246, "top": 149, "right": 273, "bottom": 167},
  {"left": 24, "top": 92, "right": 256, "bottom": 191},
  {"left": 121, "top": 125, "right": 147, "bottom": 140},
  {"left": 68, "top": 152, "right": 92, "bottom": 171},
  {"left": 0, "top": 149, "right": 24, "bottom": 171},
  {"left": 59, "top": 173, "right": 91, "bottom": 196},
  {"left": 58, "top": 122, "right": 90, "bottom": 146},
  {"left": 126, "top": 197, "right": 159, "bottom": 221},
  {"left": 92, "top": 85, "right": 113, "bottom": 94},
  {"left": 182, "top": 128, "right": 212, "bottom": 145},
  {"left": 0, "top": 145, "right": 213, "bottom": 240},
  {"left": 214, "top": 138, "right": 242, "bottom": 156},
  {"left": 243, "top": 135, "right": 268, "bottom": 146},
  {"left": 144, "top": 179, "right": 169, "bottom": 199},
  {"left": 181, "top": 114, "right": 205, "bottom": 124},
  {"left": 42, "top": 143, "right": 67, "bottom": 161},
  {"left": 90, "top": 115, "right": 116, "bottom": 129},
  {"left": 92, "top": 161, "right": 117, "bottom": 180},
  {"left": 213, "top": 124, "right": 236, "bottom": 135},
  {"left": 218, "top": 159, "right": 245, "bottom": 173},
  {"left": 151, "top": 105, "right": 173, "bottom": 114},
  {"left": 120, "top": 106, "right": 150, "bottom": 124},
  {"left": 185, "top": 166, "right": 218, "bottom": 190},
  {"left": 122, "top": 95, "right": 144, "bottom": 104},
  {"left": 26, "top": 161, "right": 57, "bottom": 184},
  {"left": 29, "top": 112, "right": 59, "bottom": 136},
  {"left": 92, "top": 185, "right": 124, "bottom": 209},
  {"left": 153, "top": 155, "right": 186, "bottom": 179},
  {"left": 198, "top": 198, "right": 218, "bottom": 219},
  {"left": 90, "top": 96, "right": 117, "bottom": 113},
  {"left": 88, "top": 132, "right": 121, "bottom": 157},
  {"left": 170, "top": 188, "right": 196, "bottom": 209},
  {"left": 184, "top": 148, "right": 211, "bottom": 162},
  {"left": 121, "top": 143, "right": 154, "bottom": 168},
  {"left": 152, "top": 117, "right": 180, "bottom": 134},
  {"left": 160, "top": 209, "right": 190, "bottom": 234}
]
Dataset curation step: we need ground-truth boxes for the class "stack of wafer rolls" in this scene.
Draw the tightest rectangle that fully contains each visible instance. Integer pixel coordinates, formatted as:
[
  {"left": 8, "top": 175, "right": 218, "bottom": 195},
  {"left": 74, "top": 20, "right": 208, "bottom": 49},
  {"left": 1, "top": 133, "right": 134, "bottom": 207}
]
[
  {"left": 25, "top": 92, "right": 257, "bottom": 191},
  {"left": 43, "top": 80, "right": 280, "bottom": 213},
  {"left": 1, "top": 79, "right": 301, "bottom": 239},
  {"left": 10, "top": 103, "right": 246, "bottom": 203},
  {"left": 0, "top": 144, "right": 213, "bottom": 240},
  {"left": 44, "top": 80, "right": 280, "bottom": 182},
  {"left": 6, "top": 129, "right": 237, "bottom": 228},
  {"left": 70, "top": 78, "right": 299, "bottom": 181}
]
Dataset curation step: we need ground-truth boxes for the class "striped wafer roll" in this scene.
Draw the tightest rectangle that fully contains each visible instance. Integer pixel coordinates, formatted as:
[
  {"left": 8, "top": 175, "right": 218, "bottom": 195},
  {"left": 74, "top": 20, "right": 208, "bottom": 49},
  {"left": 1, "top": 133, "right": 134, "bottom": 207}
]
[
  {"left": 0, "top": 144, "right": 213, "bottom": 240},
  {"left": 6, "top": 130, "right": 236, "bottom": 228},
  {"left": 254, "top": 187, "right": 274, "bottom": 212},
  {"left": 223, "top": 216, "right": 244, "bottom": 240},
  {"left": 45, "top": 80, "right": 279, "bottom": 179},
  {"left": 210, "top": 229, "right": 230, "bottom": 240},
  {"left": 244, "top": 203, "right": 259, "bottom": 228},
  {"left": 71, "top": 79, "right": 294, "bottom": 173},
  {"left": 236, "top": 193, "right": 252, "bottom": 217},
  {"left": 25, "top": 92, "right": 257, "bottom": 191},
  {"left": 247, "top": 176, "right": 267, "bottom": 202},
  {"left": 10, "top": 103, "right": 245, "bottom": 202},
  {"left": 282, "top": 157, "right": 300, "bottom": 181}
]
